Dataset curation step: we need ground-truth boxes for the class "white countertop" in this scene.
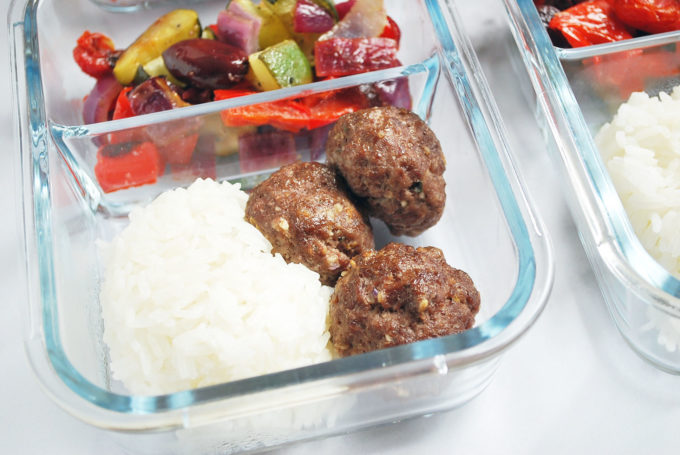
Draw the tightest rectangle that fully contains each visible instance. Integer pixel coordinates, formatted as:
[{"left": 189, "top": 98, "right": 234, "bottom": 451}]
[{"left": 2, "top": 1, "right": 679, "bottom": 454}]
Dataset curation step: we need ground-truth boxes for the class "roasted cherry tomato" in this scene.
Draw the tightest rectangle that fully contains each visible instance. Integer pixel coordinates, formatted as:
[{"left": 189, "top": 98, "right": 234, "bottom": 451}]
[
  {"left": 549, "top": 0, "right": 634, "bottom": 47},
  {"left": 613, "top": 0, "right": 680, "bottom": 34},
  {"left": 73, "top": 31, "right": 117, "bottom": 79}
]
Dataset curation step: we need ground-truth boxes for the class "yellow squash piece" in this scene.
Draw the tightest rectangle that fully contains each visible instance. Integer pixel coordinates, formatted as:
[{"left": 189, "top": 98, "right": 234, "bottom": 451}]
[
  {"left": 230, "top": 0, "right": 291, "bottom": 49},
  {"left": 259, "top": 0, "right": 320, "bottom": 61},
  {"left": 113, "top": 9, "right": 201, "bottom": 86}
]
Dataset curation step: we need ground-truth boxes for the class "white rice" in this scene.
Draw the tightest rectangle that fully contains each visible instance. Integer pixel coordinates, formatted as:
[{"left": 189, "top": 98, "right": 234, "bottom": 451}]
[
  {"left": 595, "top": 87, "right": 680, "bottom": 353},
  {"left": 595, "top": 87, "right": 680, "bottom": 279},
  {"left": 99, "top": 178, "right": 333, "bottom": 395}
]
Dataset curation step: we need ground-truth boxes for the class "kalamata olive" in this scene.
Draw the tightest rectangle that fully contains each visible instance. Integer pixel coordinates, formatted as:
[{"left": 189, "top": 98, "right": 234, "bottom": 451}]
[
  {"left": 162, "top": 39, "right": 249, "bottom": 90},
  {"left": 180, "top": 86, "right": 214, "bottom": 104},
  {"left": 128, "top": 76, "right": 189, "bottom": 116}
]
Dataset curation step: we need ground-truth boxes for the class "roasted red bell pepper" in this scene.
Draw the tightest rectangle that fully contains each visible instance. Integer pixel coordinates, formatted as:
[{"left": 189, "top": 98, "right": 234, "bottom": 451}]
[
  {"left": 94, "top": 141, "right": 164, "bottom": 193},
  {"left": 112, "top": 87, "right": 134, "bottom": 121},
  {"left": 549, "top": 0, "right": 634, "bottom": 47},
  {"left": 73, "top": 31, "right": 117, "bottom": 79},
  {"left": 108, "top": 87, "right": 140, "bottom": 146},
  {"left": 216, "top": 89, "right": 312, "bottom": 132},
  {"left": 215, "top": 88, "right": 369, "bottom": 132},
  {"left": 304, "top": 88, "right": 370, "bottom": 129},
  {"left": 314, "top": 37, "right": 400, "bottom": 77},
  {"left": 612, "top": 0, "right": 680, "bottom": 34}
]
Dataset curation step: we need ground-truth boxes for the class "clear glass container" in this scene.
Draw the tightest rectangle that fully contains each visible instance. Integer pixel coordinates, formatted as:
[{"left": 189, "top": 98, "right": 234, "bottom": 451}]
[
  {"left": 9, "top": 0, "right": 554, "bottom": 452},
  {"left": 503, "top": 0, "right": 680, "bottom": 373}
]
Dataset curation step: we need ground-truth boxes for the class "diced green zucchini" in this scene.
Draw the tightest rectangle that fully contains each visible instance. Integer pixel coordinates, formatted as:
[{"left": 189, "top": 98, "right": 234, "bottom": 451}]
[
  {"left": 247, "top": 39, "right": 312, "bottom": 91},
  {"left": 113, "top": 9, "right": 201, "bottom": 86}
]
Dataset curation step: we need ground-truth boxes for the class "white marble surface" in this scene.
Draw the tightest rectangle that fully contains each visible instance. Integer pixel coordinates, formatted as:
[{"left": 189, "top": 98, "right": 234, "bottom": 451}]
[{"left": 2, "top": 1, "right": 679, "bottom": 454}]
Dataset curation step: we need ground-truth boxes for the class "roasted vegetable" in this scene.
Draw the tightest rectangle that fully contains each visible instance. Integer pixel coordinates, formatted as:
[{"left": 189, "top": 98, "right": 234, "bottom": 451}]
[
  {"left": 261, "top": 0, "right": 320, "bottom": 58},
  {"left": 201, "top": 26, "right": 218, "bottom": 40},
  {"left": 127, "top": 77, "right": 189, "bottom": 115},
  {"left": 612, "top": 0, "right": 680, "bottom": 34},
  {"left": 247, "top": 39, "right": 312, "bottom": 91},
  {"left": 73, "top": 31, "right": 118, "bottom": 79},
  {"left": 133, "top": 55, "right": 186, "bottom": 87},
  {"left": 82, "top": 74, "right": 123, "bottom": 124},
  {"left": 312, "top": 0, "right": 339, "bottom": 20},
  {"left": 320, "top": 0, "right": 386, "bottom": 40},
  {"left": 94, "top": 141, "right": 164, "bottom": 193},
  {"left": 547, "top": 0, "right": 633, "bottom": 47},
  {"left": 217, "top": 0, "right": 262, "bottom": 54},
  {"left": 294, "top": 0, "right": 335, "bottom": 33},
  {"left": 314, "top": 37, "right": 399, "bottom": 77},
  {"left": 113, "top": 9, "right": 201, "bottom": 85}
]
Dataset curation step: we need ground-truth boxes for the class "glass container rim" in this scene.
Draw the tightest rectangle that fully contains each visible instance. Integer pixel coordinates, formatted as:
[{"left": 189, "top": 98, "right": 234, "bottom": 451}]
[{"left": 10, "top": 0, "right": 553, "bottom": 425}]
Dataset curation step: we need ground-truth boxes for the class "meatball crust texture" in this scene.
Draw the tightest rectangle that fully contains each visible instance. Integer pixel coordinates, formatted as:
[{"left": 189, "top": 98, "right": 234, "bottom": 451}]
[
  {"left": 330, "top": 242, "right": 480, "bottom": 357},
  {"left": 326, "top": 106, "right": 446, "bottom": 237},
  {"left": 246, "top": 161, "right": 374, "bottom": 286}
]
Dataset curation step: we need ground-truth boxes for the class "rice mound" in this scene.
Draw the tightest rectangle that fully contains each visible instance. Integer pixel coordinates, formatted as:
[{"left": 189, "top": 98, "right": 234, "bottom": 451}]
[
  {"left": 595, "top": 86, "right": 680, "bottom": 279},
  {"left": 99, "top": 178, "right": 334, "bottom": 395}
]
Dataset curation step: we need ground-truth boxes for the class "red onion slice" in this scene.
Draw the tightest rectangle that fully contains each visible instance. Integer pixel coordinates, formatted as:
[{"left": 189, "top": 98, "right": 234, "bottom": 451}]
[
  {"left": 294, "top": 0, "right": 335, "bottom": 34},
  {"left": 82, "top": 74, "right": 123, "bottom": 124}
]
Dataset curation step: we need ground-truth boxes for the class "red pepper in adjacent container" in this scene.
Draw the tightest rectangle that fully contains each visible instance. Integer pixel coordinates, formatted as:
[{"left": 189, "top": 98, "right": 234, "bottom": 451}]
[
  {"left": 612, "top": 0, "right": 680, "bottom": 34},
  {"left": 549, "top": 0, "right": 634, "bottom": 47}
]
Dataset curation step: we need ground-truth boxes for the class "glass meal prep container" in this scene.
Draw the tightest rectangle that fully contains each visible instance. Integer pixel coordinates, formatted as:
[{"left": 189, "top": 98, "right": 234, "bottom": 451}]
[
  {"left": 10, "top": 0, "right": 554, "bottom": 453},
  {"left": 503, "top": 0, "right": 680, "bottom": 373}
]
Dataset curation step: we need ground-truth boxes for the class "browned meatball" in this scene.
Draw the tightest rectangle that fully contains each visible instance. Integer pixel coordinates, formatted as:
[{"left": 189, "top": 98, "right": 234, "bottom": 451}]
[
  {"left": 246, "top": 161, "right": 374, "bottom": 286},
  {"left": 330, "top": 242, "right": 480, "bottom": 357},
  {"left": 326, "top": 106, "right": 446, "bottom": 237}
]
